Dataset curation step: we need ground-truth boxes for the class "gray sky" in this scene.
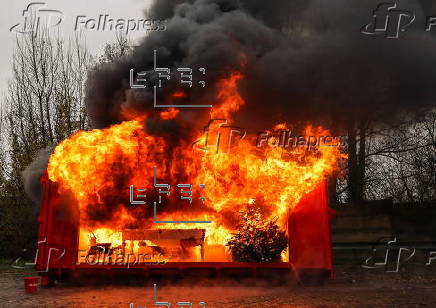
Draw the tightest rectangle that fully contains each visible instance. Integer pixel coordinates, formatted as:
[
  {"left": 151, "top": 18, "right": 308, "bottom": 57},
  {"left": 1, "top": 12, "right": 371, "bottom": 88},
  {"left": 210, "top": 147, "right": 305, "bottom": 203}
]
[{"left": 0, "top": 0, "right": 152, "bottom": 102}]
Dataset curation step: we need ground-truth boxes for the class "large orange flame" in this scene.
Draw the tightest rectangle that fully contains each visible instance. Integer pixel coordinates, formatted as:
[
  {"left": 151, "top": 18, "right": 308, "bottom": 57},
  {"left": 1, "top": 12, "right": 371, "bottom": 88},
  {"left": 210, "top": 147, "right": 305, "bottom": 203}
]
[{"left": 47, "top": 71, "right": 345, "bottom": 262}]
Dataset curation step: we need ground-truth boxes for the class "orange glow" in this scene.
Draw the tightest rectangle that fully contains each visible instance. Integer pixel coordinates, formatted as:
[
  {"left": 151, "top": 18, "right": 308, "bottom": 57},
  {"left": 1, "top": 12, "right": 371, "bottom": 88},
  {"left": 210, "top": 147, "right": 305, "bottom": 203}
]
[
  {"left": 210, "top": 72, "right": 244, "bottom": 120},
  {"left": 160, "top": 108, "right": 180, "bottom": 120},
  {"left": 172, "top": 91, "right": 186, "bottom": 98},
  {"left": 47, "top": 72, "right": 345, "bottom": 262}
]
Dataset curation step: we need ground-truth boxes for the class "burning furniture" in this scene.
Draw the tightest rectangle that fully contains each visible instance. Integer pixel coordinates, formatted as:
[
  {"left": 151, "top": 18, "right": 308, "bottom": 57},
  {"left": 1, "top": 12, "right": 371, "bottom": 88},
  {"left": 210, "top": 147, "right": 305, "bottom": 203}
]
[
  {"left": 122, "top": 229, "right": 206, "bottom": 261},
  {"left": 36, "top": 171, "right": 333, "bottom": 286}
]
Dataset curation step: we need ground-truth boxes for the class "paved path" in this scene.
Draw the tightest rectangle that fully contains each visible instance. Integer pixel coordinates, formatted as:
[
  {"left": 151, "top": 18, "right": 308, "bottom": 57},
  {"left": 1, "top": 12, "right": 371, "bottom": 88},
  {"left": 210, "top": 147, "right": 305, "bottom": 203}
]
[{"left": 1, "top": 265, "right": 436, "bottom": 307}]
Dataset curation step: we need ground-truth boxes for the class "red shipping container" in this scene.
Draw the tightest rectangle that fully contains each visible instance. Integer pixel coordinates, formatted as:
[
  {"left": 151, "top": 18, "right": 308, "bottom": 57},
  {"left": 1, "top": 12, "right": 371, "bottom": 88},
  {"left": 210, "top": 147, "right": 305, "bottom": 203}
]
[{"left": 36, "top": 171, "right": 333, "bottom": 286}]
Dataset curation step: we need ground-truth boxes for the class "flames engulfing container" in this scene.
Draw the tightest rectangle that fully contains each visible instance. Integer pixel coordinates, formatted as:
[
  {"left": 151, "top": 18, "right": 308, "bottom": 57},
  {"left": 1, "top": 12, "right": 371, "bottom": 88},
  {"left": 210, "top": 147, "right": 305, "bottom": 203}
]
[{"left": 36, "top": 171, "right": 333, "bottom": 286}]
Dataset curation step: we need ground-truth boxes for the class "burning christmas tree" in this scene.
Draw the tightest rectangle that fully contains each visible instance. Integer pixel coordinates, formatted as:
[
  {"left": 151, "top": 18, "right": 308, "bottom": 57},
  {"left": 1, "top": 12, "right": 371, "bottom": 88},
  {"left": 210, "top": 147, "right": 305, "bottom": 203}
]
[{"left": 227, "top": 207, "right": 288, "bottom": 263}]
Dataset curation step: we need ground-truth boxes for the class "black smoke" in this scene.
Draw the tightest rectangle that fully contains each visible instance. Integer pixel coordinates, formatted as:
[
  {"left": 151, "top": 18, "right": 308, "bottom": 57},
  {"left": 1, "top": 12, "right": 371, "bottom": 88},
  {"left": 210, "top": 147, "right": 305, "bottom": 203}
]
[{"left": 86, "top": 0, "right": 436, "bottom": 133}]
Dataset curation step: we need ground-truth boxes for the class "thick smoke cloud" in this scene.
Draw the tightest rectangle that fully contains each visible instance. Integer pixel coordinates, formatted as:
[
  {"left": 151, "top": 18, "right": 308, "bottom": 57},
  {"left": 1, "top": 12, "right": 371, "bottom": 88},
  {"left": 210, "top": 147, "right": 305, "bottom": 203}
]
[
  {"left": 86, "top": 0, "right": 282, "bottom": 131},
  {"left": 86, "top": 0, "right": 436, "bottom": 133}
]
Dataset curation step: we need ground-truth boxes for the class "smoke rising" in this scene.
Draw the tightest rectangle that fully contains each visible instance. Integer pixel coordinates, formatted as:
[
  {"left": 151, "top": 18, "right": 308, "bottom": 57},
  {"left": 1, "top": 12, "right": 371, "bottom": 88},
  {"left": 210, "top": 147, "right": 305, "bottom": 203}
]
[
  {"left": 22, "top": 147, "right": 53, "bottom": 205},
  {"left": 87, "top": 0, "right": 436, "bottom": 132}
]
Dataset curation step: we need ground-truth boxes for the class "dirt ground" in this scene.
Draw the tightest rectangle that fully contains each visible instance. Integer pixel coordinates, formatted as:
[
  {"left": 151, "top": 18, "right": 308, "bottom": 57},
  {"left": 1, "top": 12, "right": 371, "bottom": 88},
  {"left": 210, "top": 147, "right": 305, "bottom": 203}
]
[{"left": 1, "top": 264, "right": 436, "bottom": 308}]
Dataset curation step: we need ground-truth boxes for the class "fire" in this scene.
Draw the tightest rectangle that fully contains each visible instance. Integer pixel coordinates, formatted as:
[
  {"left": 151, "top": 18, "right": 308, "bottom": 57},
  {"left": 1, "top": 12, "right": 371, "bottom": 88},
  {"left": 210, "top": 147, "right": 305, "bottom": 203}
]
[
  {"left": 210, "top": 72, "right": 244, "bottom": 120},
  {"left": 172, "top": 91, "right": 186, "bottom": 98},
  {"left": 47, "top": 71, "right": 344, "bottom": 262},
  {"left": 160, "top": 108, "right": 180, "bottom": 120}
]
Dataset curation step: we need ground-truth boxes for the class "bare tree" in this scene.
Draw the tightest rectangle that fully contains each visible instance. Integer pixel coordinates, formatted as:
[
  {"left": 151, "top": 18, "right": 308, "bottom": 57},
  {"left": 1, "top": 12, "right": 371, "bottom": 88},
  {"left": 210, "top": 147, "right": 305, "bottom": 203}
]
[
  {"left": 367, "top": 110, "right": 436, "bottom": 203},
  {"left": 3, "top": 24, "right": 93, "bottom": 194},
  {"left": 0, "top": 21, "right": 93, "bottom": 257},
  {"left": 98, "top": 32, "right": 132, "bottom": 64},
  {"left": 337, "top": 109, "right": 436, "bottom": 204}
]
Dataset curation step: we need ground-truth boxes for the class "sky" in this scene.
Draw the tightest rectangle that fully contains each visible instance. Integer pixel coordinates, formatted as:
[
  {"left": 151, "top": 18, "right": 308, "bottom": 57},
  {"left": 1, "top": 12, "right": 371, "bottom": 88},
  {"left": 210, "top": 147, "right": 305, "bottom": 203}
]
[{"left": 0, "top": 0, "right": 153, "bottom": 104}]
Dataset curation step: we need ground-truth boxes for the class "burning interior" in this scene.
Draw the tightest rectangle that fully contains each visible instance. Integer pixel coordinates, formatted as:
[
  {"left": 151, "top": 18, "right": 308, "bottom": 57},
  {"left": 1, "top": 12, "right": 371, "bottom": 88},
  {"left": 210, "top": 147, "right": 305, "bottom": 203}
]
[{"left": 36, "top": 69, "right": 344, "bottom": 286}]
